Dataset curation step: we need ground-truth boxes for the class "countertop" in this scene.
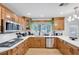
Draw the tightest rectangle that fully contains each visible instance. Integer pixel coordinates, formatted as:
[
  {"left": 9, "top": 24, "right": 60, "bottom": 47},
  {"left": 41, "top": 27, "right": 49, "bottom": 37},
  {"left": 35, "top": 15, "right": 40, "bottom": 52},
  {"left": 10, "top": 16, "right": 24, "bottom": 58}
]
[{"left": 0, "top": 35, "right": 79, "bottom": 53}]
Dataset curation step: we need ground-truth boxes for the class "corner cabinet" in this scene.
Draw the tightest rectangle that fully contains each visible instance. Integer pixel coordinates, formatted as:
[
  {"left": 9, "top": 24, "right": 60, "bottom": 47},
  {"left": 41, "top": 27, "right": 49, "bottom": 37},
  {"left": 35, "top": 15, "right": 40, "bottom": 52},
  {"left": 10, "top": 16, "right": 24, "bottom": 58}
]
[
  {"left": 53, "top": 17, "right": 64, "bottom": 30},
  {"left": 54, "top": 37, "right": 79, "bottom": 55}
]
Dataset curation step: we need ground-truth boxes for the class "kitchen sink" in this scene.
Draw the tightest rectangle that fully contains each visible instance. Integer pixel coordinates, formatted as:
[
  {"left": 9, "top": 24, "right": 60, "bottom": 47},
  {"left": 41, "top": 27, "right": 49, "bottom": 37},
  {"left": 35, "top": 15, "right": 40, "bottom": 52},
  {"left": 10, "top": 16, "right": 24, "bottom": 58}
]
[{"left": 0, "top": 38, "right": 23, "bottom": 47}]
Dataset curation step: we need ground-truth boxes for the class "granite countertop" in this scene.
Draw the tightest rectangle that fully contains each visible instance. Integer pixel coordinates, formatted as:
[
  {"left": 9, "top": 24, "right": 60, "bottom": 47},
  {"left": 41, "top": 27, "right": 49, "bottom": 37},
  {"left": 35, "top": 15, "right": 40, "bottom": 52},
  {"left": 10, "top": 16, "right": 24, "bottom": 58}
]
[{"left": 0, "top": 35, "right": 79, "bottom": 53}]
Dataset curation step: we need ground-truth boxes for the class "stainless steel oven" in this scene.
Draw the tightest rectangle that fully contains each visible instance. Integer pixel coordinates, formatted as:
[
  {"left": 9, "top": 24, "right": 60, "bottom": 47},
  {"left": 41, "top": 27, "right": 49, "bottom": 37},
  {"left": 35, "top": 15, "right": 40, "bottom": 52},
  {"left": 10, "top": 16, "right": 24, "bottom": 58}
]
[{"left": 4, "top": 19, "right": 21, "bottom": 33}]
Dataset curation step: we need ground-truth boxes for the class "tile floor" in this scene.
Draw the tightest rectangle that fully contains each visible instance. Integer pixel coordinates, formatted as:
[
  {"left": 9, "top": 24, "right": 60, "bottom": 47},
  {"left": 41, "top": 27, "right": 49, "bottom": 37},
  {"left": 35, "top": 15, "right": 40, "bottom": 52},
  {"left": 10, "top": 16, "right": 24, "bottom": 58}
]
[{"left": 25, "top": 48, "right": 62, "bottom": 55}]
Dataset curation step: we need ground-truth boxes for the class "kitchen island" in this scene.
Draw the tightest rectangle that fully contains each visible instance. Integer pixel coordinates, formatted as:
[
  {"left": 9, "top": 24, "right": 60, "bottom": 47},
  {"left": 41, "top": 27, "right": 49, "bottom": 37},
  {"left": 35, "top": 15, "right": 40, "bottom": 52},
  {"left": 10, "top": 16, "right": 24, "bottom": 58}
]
[{"left": 0, "top": 35, "right": 79, "bottom": 55}]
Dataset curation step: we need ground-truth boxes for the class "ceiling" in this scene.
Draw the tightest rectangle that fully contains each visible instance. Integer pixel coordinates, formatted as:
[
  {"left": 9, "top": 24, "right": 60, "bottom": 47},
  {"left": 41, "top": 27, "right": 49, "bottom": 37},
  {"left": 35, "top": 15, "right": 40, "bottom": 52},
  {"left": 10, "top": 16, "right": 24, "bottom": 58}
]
[{"left": 4, "top": 3, "right": 79, "bottom": 19}]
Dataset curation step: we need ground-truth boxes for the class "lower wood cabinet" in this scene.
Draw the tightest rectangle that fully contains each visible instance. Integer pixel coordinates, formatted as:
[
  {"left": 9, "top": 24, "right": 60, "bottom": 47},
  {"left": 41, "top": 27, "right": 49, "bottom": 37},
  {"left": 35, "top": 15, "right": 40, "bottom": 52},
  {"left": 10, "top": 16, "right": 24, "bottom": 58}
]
[
  {"left": 0, "top": 51, "right": 8, "bottom": 55},
  {"left": 66, "top": 43, "right": 79, "bottom": 55},
  {"left": 0, "top": 37, "right": 79, "bottom": 55},
  {"left": 28, "top": 37, "right": 45, "bottom": 48},
  {"left": 54, "top": 37, "right": 79, "bottom": 55}
]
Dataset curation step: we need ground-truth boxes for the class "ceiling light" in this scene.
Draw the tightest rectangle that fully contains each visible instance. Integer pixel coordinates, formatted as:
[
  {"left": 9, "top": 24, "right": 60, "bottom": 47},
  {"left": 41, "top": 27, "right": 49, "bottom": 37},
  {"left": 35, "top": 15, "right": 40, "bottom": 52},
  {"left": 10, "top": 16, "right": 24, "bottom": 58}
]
[
  {"left": 40, "top": 14, "right": 45, "bottom": 17},
  {"left": 72, "top": 18, "right": 75, "bottom": 21},
  {"left": 77, "top": 17, "right": 79, "bottom": 19},
  {"left": 6, "top": 15, "right": 10, "bottom": 18},
  {"left": 60, "top": 12, "right": 63, "bottom": 15},
  {"left": 26, "top": 12, "right": 31, "bottom": 16},
  {"left": 26, "top": 12, "right": 31, "bottom": 17},
  {"left": 73, "top": 14, "right": 77, "bottom": 18},
  {"left": 69, "top": 16, "right": 71, "bottom": 19},
  {"left": 67, "top": 7, "right": 79, "bottom": 22},
  {"left": 67, "top": 16, "right": 72, "bottom": 22}
]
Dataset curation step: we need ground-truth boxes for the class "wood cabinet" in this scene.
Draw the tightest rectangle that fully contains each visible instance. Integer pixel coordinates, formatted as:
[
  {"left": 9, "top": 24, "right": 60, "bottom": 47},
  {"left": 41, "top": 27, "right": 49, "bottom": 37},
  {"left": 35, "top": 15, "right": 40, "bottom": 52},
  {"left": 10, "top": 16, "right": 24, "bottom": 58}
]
[
  {"left": 0, "top": 51, "right": 8, "bottom": 55},
  {"left": 66, "top": 43, "right": 79, "bottom": 55},
  {"left": 59, "top": 41, "right": 72, "bottom": 55},
  {"left": 0, "top": 6, "right": 1, "bottom": 32},
  {"left": 1, "top": 6, "right": 6, "bottom": 20},
  {"left": 33, "top": 37, "right": 45, "bottom": 48},
  {"left": 0, "top": 38, "right": 30, "bottom": 55},
  {"left": 54, "top": 37, "right": 79, "bottom": 55},
  {"left": 54, "top": 17, "right": 64, "bottom": 30},
  {"left": 0, "top": 4, "right": 30, "bottom": 32},
  {"left": 28, "top": 37, "right": 45, "bottom": 48},
  {"left": 40, "top": 37, "right": 46, "bottom": 48}
]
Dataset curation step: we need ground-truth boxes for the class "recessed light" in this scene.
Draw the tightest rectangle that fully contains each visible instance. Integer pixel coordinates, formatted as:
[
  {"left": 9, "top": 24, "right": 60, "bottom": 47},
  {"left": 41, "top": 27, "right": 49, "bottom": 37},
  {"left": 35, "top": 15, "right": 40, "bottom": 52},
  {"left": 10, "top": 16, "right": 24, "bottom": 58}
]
[
  {"left": 40, "top": 14, "right": 45, "bottom": 17},
  {"left": 77, "top": 17, "right": 79, "bottom": 19},
  {"left": 60, "top": 12, "right": 63, "bottom": 15},
  {"left": 6, "top": 15, "right": 10, "bottom": 18},
  {"left": 26, "top": 12, "right": 31, "bottom": 15}
]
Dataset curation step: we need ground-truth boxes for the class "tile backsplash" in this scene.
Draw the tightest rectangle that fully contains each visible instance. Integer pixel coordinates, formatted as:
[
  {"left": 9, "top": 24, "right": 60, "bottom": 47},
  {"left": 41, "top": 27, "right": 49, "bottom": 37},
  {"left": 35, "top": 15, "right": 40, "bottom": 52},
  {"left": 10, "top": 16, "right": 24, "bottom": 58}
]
[{"left": 0, "top": 33, "right": 17, "bottom": 43}]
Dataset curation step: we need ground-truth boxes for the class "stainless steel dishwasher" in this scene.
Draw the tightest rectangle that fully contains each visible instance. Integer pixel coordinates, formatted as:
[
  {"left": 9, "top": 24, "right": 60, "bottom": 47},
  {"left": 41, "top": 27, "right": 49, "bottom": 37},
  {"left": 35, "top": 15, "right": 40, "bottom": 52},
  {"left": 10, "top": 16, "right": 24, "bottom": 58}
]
[{"left": 45, "top": 37, "right": 54, "bottom": 48}]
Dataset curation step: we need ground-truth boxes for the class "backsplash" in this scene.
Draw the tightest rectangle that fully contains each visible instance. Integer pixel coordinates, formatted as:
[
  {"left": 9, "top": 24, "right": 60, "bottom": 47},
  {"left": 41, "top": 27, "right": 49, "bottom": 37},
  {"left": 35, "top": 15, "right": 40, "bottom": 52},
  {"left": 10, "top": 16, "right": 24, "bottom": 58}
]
[
  {"left": 0, "top": 33, "right": 17, "bottom": 43},
  {"left": 54, "top": 30, "right": 64, "bottom": 36}
]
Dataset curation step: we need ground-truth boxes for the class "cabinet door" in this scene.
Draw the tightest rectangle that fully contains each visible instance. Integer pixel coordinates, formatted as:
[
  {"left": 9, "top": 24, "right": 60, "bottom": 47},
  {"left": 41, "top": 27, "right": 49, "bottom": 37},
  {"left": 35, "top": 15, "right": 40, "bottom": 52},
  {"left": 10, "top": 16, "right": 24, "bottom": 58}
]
[
  {"left": 0, "top": 51, "right": 8, "bottom": 55},
  {"left": 54, "top": 17, "right": 64, "bottom": 30},
  {"left": 0, "top": 6, "right": 1, "bottom": 32},
  {"left": 53, "top": 37, "right": 59, "bottom": 48},
  {"left": 27, "top": 37, "right": 34, "bottom": 48},
  {"left": 34, "top": 37, "right": 41, "bottom": 48},
  {"left": 17, "top": 43, "right": 25, "bottom": 55},
  {"left": 9, "top": 47, "right": 18, "bottom": 55},
  {"left": 55, "top": 38, "right": 72, "bottom": 55},
  {"left": 33, "top": 37, "right": 45, "bottom": 48},
  {"left": 1, "top": 7, "right": 6, "bottom": 20},
  {"left": 72, "top": 47, "right": 79, "bottom": 55},
  {"left": 5, "top": 9, "right": 11, "bottom": 20},
  {"left": 39, "top": 37, "right": 45, "bottom": 48},
  {"left": 59, "top": 40, "right": 72, "bottom": 55},
  {"left": 24, "top": 40, "right": 29, "bottom": 53},
  {"left": 66, "top": 43, "right": 79, "bottom": 55},
  {"left": 15, "top": 15, "right": 18, "bottom": 23}
]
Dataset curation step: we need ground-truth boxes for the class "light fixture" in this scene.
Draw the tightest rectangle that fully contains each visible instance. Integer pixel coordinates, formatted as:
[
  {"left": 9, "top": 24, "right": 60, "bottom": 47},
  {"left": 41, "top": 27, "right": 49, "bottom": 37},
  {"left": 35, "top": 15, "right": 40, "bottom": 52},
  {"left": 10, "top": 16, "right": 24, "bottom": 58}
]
[
  {"left": 67, "top": 7, "right": 79, "bottom": 22},
  {"left": 67, "top": 16, "right": 72, "bottom": 22},
  {"left": 26, "top": 12, "right": 31, "bottom": 15},
  {"left": 60, "top": 12, "right": 63, "bottom": 15},
  {"left": 26, "top": 12, "right": 31, "bottom": 17},
  {"left": 6, "top": 15, "right": 10, "bottom": 18},
  {"left": 40, "top": 14, "right": 45, "bottom": 17}
]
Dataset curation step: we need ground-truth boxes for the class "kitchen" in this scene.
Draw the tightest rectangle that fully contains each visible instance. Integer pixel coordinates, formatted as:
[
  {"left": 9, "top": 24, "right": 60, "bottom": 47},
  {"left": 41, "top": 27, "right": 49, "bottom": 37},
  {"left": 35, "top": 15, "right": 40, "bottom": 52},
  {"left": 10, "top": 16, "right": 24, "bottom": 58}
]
[{"left": 0, "top": 3, "right": 79, "bottom": 55}]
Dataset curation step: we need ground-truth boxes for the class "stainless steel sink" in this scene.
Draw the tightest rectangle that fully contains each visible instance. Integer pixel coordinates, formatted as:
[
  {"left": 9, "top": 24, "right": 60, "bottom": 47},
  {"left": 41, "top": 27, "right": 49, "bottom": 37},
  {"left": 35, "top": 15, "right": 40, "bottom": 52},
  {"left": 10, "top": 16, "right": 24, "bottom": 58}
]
[{"left": 0, "top": 38, "right": 23, "bottom": 47}]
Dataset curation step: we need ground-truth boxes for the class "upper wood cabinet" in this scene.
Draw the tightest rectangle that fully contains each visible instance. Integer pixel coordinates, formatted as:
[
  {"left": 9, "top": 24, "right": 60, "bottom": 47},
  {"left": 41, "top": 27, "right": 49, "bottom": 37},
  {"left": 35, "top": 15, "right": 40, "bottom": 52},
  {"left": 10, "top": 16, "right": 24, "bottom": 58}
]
[
  {"left": 5, "top": 9, "right": 12, "bottom": 20},
  {"left": 0, "top": 6, "right": 1, "bottom": 32},
  {"left": 1, "top": 6, "right": 6, "bottom": 20},
  {"left": 13, "top": 14, "right": 18, "bottom": 23},
  {"left": 53, "top": 17, "right": 64, "bottom": 30},
  {"left": 0, "top": 4, "right": 31, "bottom": 32}
]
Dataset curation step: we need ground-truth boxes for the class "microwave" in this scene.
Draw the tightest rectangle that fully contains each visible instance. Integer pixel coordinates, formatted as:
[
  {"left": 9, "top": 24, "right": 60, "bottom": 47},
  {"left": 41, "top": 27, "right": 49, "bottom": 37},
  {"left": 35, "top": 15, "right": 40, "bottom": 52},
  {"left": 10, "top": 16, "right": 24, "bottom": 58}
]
[{"left": 4, "top": 20, "right": 21, "bottom": 32}]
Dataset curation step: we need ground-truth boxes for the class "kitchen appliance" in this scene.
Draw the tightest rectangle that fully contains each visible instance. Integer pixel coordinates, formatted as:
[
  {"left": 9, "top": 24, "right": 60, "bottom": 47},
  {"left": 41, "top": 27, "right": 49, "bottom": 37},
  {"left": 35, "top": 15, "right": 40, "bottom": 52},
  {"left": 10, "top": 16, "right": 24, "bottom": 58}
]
[
  {"left": 4, "top": 20, "right": 20, "bottom": 32},
  {"left": 0, "top": 38, "right": 23, "bottom": 47},
  {"left": 46, "top": 37, "right": 54, "bottom": 48}
]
